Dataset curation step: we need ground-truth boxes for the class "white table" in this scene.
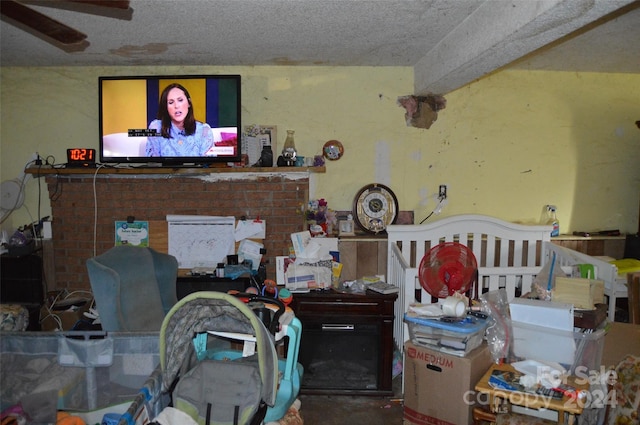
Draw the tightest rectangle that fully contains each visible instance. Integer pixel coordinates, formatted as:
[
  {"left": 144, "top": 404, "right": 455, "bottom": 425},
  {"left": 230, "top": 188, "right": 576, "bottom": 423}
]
[{"left": 604, "top": 274, "right": 629, "bottom": 321}]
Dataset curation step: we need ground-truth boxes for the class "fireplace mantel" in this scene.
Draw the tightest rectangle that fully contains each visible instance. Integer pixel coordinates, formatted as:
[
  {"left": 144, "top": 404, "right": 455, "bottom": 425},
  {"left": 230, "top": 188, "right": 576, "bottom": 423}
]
[{"left": 25, "top": 165, "right": 325, "bottom": 177}]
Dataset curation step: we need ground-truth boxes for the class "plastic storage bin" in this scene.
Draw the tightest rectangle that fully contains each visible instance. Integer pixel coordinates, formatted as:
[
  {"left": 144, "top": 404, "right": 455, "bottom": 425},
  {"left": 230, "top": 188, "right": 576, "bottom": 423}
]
[
  {"left": 0, "top": 331, "right": 161, "bottom": 416},
  {"left": 404, "top": 313, "right": 488, "bottom": 357},
  {"left": 511, "top": 320, "right": 607, "bottom": 374}
]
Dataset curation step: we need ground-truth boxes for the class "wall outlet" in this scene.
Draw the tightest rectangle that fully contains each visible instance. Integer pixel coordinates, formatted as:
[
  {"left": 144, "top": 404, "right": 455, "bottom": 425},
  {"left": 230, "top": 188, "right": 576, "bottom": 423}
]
[{"left": 438, "top": 184, "right": 447, "bottom": 200}]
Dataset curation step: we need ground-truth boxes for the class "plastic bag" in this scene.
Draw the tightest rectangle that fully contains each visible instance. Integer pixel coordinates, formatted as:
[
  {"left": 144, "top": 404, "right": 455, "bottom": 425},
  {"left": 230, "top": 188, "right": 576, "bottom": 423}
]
[
  {"left": 531, "top": 251, "right": 566, "bottom": 300},
  {"left": 480, "top": 289, "right": 513, "bottom": 364}
]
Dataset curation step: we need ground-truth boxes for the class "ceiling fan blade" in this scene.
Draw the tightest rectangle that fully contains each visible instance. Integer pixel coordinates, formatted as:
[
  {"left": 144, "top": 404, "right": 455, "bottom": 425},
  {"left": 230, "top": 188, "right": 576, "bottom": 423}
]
[
  {"left": 22, "top": 0, "right": 133, "bottom": 20},
  {"left": 67, "top": 0, "right": 131, "bottom": 9},
  {"left": 1, "top": 0, "right": 87, "bottom": 45}
]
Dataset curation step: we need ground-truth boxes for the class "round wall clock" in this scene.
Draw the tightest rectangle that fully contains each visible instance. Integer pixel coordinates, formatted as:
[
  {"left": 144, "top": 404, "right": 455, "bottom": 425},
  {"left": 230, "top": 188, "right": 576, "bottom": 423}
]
[{"left": 352, "top": 183, "right": 399, "bottom": 234}]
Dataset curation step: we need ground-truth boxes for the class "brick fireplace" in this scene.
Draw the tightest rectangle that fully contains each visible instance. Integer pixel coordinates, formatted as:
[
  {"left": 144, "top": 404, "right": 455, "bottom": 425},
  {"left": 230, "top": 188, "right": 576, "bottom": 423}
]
[{"left": 42, "top": 169, "right": 311, "bottom": 292}]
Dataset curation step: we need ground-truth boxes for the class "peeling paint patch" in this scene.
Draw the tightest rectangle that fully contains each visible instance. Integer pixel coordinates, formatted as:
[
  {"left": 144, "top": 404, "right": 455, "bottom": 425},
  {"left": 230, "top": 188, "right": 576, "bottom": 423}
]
[
  {"left": 198, "top": 172, "right": 311, "bottom": 183},
  {"left": 418, "top": 187, "right": 430, "bottom": 207},
  {"left": 375, "top": 141, "right": 391, "bottom": 185},
  {"left": 64, "top": 172, "right": 311, "bottom": 183},
  {"left": 272, "top": 57, "right": 315, "bottom": 66}
]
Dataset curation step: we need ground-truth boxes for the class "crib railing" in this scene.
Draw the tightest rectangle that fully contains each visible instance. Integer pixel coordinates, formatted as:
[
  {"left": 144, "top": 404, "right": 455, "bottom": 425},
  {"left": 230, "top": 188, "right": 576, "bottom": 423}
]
[
  {"left": 387, "top": 242, "right": 416, "bottom": 354},
  {"left": 386, "top": 215, "right": 619, "bottom": 357}
]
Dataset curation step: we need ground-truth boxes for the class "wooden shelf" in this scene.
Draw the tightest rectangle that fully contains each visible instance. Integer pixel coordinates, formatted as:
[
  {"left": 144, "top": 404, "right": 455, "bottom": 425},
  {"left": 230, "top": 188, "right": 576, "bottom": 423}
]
[
  {"left": 552, "top": 234, "right": 625, "bottom": 241},
  {"left": 338, "top": 237, "right": 387, "bottom": 281},
  {"left": 552, "top": 234, "right": 626, "bottom": 259},
  {"left": 25, "top": 165, "right": 325, "bottom": 176}
]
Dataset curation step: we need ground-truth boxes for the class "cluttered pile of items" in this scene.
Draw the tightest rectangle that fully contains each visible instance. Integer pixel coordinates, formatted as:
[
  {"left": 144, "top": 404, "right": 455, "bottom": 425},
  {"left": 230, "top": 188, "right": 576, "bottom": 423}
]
[
  {"left": 402, "top": 242, "right": 609, "bottom": 425},
  {"left": 278, "top": 227, "right": 399, "bottom": 295}
]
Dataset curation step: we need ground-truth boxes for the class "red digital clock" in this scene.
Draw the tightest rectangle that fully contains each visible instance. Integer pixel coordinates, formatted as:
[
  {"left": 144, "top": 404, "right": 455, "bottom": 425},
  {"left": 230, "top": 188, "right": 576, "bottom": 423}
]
[{"left": 66, "top": 148, "right": 96, "bottom": 167}]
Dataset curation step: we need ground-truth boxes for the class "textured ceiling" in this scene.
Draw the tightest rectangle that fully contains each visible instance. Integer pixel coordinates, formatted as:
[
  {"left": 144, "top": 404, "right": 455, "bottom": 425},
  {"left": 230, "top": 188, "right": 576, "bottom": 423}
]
[{"left": 1, "top": 0, "right": 638, "bottom": 94}]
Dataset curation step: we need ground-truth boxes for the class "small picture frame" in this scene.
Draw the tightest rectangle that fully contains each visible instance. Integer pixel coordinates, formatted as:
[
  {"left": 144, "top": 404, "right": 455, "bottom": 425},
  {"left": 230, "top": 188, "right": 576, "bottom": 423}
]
[
  {"left": 242, "top": 125, "right": 277, "bottom": 167},
  {"left": 338, "top": 219, "right": 355, "bottom": 236}
]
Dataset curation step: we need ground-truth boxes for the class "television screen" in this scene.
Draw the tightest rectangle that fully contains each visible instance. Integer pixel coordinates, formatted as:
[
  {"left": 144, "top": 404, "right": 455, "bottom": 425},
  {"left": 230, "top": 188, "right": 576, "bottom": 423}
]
[{"left": 99, "top": 74, "right": 241, "bottom": 165}]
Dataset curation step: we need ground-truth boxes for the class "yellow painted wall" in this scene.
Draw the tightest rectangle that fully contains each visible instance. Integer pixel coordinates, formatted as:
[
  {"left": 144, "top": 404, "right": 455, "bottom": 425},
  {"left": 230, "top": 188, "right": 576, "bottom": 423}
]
[{"left": 1, "top": 66, "right": 639, "bottom": 235}]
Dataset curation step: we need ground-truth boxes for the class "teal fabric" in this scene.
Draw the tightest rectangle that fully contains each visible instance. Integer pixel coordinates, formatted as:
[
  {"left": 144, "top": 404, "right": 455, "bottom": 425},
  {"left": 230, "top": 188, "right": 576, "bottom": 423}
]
[{"left": 86, "top": 246, "right": 178, "bottom": 331}]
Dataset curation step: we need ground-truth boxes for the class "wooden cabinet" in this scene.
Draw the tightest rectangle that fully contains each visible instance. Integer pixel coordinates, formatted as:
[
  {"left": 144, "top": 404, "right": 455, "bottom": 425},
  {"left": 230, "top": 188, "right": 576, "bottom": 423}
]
[
  {"left": 338, "top": 235, "right": 387, "bottom": 281},
  {"left": 290, "top": 289, "right": 397, "bottom": 395}
]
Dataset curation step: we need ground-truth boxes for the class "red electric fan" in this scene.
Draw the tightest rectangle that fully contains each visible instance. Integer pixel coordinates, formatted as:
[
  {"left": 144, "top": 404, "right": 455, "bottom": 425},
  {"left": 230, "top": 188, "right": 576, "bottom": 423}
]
[{"left": 418, "top": 242, "right": 478, "bottom": 300}]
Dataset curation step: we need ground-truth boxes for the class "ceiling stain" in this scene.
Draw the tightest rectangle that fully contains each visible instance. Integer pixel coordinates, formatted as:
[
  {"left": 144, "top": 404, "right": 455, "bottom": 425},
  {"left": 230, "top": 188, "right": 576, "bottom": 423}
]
[
  {"left": 272, "top": 57, "right": 304, "bottom": 66},
  {"left": 271, "top": 57, "right": 327, "bottom": 66},
  {"left": 110, "top": 43, "right": 176, "bottom": 58}
]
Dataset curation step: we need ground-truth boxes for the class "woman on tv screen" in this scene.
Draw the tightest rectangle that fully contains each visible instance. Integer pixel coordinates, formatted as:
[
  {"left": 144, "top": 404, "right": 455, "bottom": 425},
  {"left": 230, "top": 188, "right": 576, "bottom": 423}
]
[{"left": 145, "top": 83, "right": 214, "bottom": 157}]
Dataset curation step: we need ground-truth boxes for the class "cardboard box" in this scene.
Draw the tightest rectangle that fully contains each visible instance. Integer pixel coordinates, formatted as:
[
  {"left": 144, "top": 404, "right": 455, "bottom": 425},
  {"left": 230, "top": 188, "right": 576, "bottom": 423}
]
[
  {"left": 552, "top": 276, "right": 604, "bottom": 309},
  {"left": 40, "top": 299, "right": 92, "bottom": 331},
  {"left": 602, "top": 322, "right": 640, "bottom": 368},
  {"left": 403, "top": 341, "right": 492, "bottom": 425}
]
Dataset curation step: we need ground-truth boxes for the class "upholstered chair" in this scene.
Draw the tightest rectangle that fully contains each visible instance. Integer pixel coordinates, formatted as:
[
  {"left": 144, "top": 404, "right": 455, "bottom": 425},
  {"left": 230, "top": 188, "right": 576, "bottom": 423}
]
[{"left": 86, "top": 246, "right": 178, "bottom": 331}]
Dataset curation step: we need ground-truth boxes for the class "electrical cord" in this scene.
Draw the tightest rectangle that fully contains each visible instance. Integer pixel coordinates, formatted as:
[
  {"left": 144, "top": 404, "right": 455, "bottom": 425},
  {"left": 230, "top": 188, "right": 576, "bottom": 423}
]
[
  {"left": 40, "top": 155, "right": 67, "bottom": 202},
  {"left": 49, "top": 171, "right": 63, "bottom": 202},
  {"left": 92, "top": 163, "right": 107, "bottom": 257},
  {"left": 419, "top": 197, "right": 447, "bottom": 224}
]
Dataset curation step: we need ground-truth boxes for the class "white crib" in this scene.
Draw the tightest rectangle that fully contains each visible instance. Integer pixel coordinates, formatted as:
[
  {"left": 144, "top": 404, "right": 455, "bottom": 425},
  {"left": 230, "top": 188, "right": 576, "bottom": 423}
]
[{"left": 386, "top": 214, "right": 619, "bottom": 358}]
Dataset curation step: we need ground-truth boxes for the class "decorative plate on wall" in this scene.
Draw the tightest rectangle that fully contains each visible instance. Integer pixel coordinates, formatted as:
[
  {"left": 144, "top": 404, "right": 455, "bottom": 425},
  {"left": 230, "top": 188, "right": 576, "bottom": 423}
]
[{"left": 322, "top": 140, "right": 344, "bottom": 160}]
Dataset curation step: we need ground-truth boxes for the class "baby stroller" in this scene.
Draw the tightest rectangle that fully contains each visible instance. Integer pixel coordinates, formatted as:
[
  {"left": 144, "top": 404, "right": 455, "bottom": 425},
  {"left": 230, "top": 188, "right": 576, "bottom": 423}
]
[{"left": 159, "top": 291, "right": 302, "bottom": 425}]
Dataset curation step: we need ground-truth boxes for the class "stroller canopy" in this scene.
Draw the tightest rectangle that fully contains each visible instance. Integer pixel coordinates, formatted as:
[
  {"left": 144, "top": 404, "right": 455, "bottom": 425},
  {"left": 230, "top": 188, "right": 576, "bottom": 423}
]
[{"left": 159, "top": 291, "right": 278, "bottom": 407}]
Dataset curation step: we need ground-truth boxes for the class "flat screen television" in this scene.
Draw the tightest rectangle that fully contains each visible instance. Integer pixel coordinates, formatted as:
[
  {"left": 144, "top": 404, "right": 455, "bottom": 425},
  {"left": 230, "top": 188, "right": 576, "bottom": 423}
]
[{"left": 99, "top": 74, "right": 241, "bottom": 165}]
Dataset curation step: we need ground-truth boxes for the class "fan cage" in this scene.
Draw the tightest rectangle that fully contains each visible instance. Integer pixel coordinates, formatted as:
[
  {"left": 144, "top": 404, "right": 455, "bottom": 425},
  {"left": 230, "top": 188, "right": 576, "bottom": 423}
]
[{"left": 418, "top": 242, "right": 478, "bottom": 299}]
